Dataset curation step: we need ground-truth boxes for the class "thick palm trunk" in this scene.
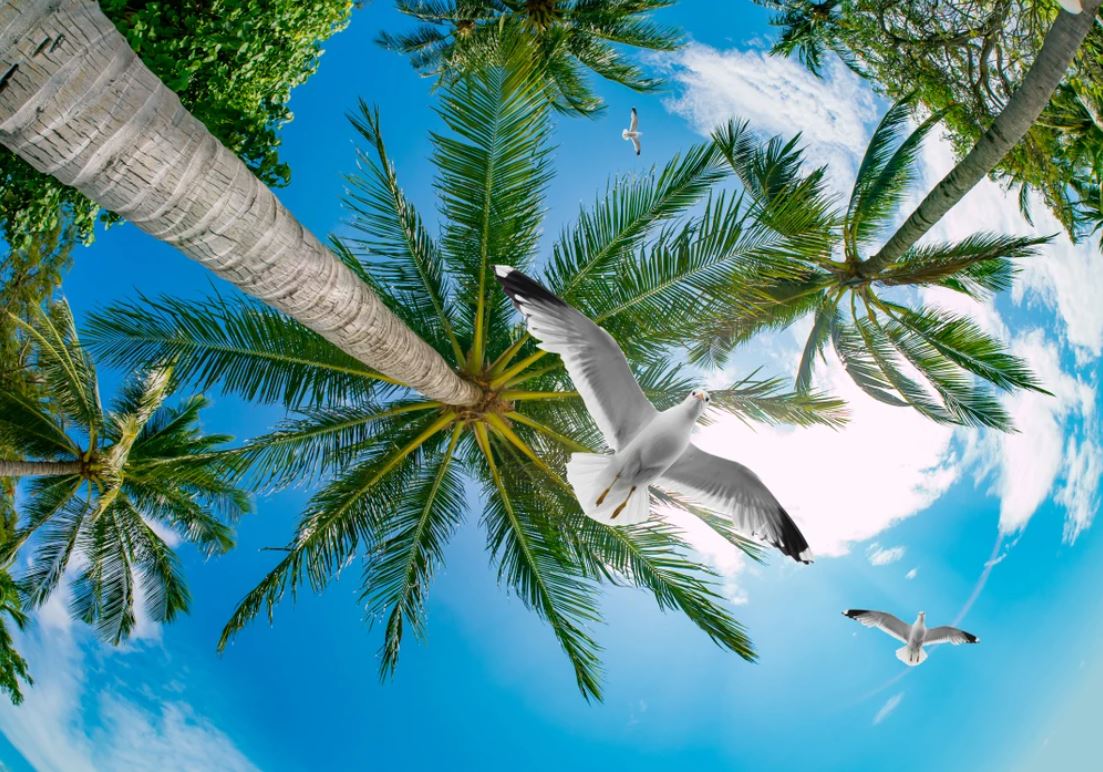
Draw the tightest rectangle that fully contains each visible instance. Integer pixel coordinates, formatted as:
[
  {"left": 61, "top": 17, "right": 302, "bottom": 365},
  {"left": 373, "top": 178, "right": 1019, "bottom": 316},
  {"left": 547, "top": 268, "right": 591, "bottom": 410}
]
[
  {"left": 867, "top": 0, "right": 1102, "bottom": 271},
  {"left": 0, "top": 459, "right": 81, "bottom": 477},
  {"left": 0, "top": 0, "right": 481, "bottom": 406}
]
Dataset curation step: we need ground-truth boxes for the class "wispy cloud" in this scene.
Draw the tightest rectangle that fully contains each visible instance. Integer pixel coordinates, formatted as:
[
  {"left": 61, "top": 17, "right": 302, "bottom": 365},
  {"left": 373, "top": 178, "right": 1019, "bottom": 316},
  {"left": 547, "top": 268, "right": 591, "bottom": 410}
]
[
  {"left": 663, "top": 43, "right": 878, "bottom": 197},
  {"left": 867, "top": 544, "right": 906, "bottom": 566},
  {"left": 905, "top": 568, "right": 918, "bottom": 581},
  {"left": 873, "top": 693, "right": 904, "bottom": 725},
  {"left": 0, "top": 589, "right": 256, "bottom": 772}
]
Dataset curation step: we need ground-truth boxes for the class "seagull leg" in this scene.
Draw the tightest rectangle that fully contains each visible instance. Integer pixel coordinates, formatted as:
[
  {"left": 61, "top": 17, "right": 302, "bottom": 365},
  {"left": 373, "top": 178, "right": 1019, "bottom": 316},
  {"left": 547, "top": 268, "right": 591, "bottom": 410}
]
[
  {"left": 595, "top": 474, "right": 620, "bottom": 507},
  {"left": 610, "top": 486, "right": 637, "bottom": 520}
]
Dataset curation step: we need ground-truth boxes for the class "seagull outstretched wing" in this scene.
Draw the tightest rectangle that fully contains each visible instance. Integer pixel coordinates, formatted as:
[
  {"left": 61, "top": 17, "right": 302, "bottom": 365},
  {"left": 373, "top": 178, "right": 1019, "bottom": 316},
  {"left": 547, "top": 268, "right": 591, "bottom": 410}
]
[
  {"left": 843, "top": 609, "right": 910, "bottom": 642},
  {"left": 924, "top": 626, "right": 979, "bottom": 645},
  {"left": 494, "top": 266, "right": 655, "bottom": 451},
  {"left": 660, "top": 445, "right": 813, "bottom": 562},
  {"left": 629, "top": 107, "right": 639, "bottom": 132}
]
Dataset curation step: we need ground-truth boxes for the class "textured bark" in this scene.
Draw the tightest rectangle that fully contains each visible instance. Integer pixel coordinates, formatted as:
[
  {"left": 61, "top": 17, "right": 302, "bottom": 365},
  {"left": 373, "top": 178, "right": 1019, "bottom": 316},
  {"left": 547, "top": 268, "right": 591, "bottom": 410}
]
[
  {"left": 0, "top": 0, "right": 481, "bottom": 406},
  {"left": 0, "top": 459, "right": 81, "bottom": 477},
  {"left": 867, "top": 0, "right": 1103, "bottom": 271}
]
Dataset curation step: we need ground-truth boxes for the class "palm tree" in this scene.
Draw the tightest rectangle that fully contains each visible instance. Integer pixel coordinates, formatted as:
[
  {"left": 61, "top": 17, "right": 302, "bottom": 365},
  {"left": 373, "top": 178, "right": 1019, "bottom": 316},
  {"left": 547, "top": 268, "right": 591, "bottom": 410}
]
[
  {"left": 867, "top": 0, "right": 1103, "bottom": 268},
  {"left": 0, "top": 303, "right": 249, "bottom": 644},
  {"left": 762, "top": 0, "right": 1103, "bottom": 250},
  {"left": 87, "top": 61, "right": 846, "bottom": 699},
  {"left": 758, "top": 0, "right": 847, "bottom": 76},
  {"left": 0, "top": 0, "right": 480, "bottom": 406},
  {"left": 696, "top": 101, "right": 1049, "bottom": 431},
  {"left": 0, "top": 568, "right": 31, "bottom": 705},
  {"left": 378, "top": 0, "right": 683, "bottom": 115}
]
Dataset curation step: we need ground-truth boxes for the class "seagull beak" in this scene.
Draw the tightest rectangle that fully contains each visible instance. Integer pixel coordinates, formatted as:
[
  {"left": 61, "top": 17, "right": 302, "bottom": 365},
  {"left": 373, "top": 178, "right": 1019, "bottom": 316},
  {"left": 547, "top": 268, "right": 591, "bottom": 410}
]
[{"left": 693, "top": 392, "right": 706, "bottom": 402}]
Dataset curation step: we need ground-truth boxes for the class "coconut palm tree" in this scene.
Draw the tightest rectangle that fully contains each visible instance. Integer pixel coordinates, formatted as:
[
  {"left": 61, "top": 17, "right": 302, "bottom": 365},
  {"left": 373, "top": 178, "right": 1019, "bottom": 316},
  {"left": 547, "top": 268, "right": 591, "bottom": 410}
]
[
  {"left": 0, "top": 0, "right": 480, "bottom": 406},
  {"left": 695, "top": 101, "right": 1050, "bottom": 431},
  {"left": 378, "top": 0, "right": 683, "bottom": 115},
  {"left": 0, "top": 303, "right": 249, "bottom": 644},
  {"left": 87, "top": 61, "right": 846, "bottom": 699}
]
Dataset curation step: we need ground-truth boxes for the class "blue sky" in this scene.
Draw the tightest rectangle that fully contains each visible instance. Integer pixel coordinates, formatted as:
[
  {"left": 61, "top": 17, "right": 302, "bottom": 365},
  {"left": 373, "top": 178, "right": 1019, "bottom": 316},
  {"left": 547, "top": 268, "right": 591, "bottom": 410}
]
[{"left": 2, "top": 2, "right": 1101, "bottom": 769}]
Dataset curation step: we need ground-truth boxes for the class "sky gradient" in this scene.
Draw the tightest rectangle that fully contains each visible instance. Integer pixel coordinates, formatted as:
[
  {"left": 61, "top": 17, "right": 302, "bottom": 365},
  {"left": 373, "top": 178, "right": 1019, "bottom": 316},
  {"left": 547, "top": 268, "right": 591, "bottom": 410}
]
[{"left": 1, "top": 2, "right": 1100, "bottom": 770}]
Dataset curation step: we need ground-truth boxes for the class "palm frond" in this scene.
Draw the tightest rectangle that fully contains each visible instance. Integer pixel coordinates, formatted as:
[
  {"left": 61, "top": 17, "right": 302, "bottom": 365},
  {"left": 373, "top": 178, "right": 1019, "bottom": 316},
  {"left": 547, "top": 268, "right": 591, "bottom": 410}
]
[
  {"left": 363, "top": 425, "right": 465, "bottom": 677},
  {"left": 433, "top": 51, "right": 553, "bottom": 366},
  {"left": 474, "top": 424, "right": 604, "bottom": 700},
  {"left": 546, "top": 141, "right": 728, "bottom": 304},
  {"left": 847, "top": 101, "right": 942, "bottom": 254},
  {"left": 795, "top": 297, "right": 838, "bottom": 392},
  {"left": 344, "top": 102, "right": 465, "bottom": 362},
  {"left": 876, "top": 233, "right": 1047, "bottom": 297},
  {"left": 709, "top": 372, "right": 849, "bottom": 428},
  {"left": 890, "top": 306, "right": 1047, "bottom": 394},
  {"left": 219, "top": 412, "right": 454, "bottom": 648},
  {"left": 8, "top": 303, "right": 102, "bottom": 438},
  {"left": 712, "top": 120, "right": 839, "bottom": 260},
  {"left": 85, "top": 294, "right": 389, "bottom": 408}
]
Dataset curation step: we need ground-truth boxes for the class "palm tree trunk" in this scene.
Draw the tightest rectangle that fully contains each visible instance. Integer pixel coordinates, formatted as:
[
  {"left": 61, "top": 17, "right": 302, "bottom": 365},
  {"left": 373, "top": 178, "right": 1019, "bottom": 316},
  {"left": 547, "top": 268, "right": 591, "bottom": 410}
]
[
  {"left": 0, "top": 460, "right": 81, "bottom": 477},
  {"left": 866, "top": 0, "right": 1102, "bottom": 271},
  {"left": 0, "top": 0, "right": 482, "bottom": 407}
]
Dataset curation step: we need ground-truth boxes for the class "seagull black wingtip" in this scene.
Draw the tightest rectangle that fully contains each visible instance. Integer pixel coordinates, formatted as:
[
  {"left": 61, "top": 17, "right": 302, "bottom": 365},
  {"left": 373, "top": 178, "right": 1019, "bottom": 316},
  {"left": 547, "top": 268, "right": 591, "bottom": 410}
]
[
  {"left": 775, "top": 505, "right": 813, "bottom": 564},
  {"left": 494, "top": 265, "right": 568, "bottom": 309}
]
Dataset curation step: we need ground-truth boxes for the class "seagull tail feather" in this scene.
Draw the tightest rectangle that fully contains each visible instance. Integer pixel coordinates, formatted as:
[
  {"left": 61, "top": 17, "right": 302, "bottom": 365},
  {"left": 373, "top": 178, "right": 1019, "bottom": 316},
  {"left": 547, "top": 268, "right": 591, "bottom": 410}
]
[
  {"left": 566, "top": 453, "right": 648, "bottom": 525},
  {"left": 895, "top": 646, "right": 927, "bottom": 667}
]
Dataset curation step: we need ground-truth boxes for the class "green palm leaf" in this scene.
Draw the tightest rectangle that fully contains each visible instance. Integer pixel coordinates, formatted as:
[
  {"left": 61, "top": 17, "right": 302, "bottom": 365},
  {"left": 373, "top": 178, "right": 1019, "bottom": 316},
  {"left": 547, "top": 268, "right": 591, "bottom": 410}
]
[
  {"left": 433, "top": 53, "right": 552, "bottom": 366},
  {"left": 364, "top": 425, "right": 465, "bottom": 677},
  {"left": 344, "top": 102, "right": 465, "bottom": 362},
  {"left": 85, "top": 294, "right": 390, "bottom": 407},
  {"left": 474, "top": 424, "right": 604, "bottom": 700}
]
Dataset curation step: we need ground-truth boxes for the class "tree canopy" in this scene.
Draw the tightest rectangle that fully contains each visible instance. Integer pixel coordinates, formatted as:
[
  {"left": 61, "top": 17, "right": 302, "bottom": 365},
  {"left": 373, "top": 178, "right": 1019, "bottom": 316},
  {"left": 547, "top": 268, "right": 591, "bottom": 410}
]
[
  {"left": 0, "top": 0, "right": 355, "bottom": 258},
  {"left": 379, "top": 0, "right": 683, "bottom": 115},
  {"left": 759, "top": 0, "right": 1103, "bottom": 242}
]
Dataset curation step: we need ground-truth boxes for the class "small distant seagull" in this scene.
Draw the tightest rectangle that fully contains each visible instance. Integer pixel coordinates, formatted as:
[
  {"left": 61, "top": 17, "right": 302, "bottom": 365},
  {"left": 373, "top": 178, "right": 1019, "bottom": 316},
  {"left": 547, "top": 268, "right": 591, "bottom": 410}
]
[
  {"left": 494, "top": 265, "right": 812, "bottom": 563},
  {"left": 843, "top": 609, "right": 979, "bottom": 667},
  {"left": 622, "top": 107, "right": 641, "bottom": 155},
  {"left": 1056, "top": 0, "right": 1083, "bottom": 13}
]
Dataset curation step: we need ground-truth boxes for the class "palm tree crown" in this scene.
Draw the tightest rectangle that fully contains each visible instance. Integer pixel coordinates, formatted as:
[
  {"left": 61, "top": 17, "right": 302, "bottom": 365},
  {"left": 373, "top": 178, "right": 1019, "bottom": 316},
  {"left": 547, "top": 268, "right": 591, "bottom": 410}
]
[
  {"left": 0, "top": 303, "right": 249, "bottom": 644},
  {"left": 694, "top": 100, "right": 1049, "bottom": 431},
  {"left": 87, "top": 57, "right": 846, "bottom": 699},
  {"left": 378, "top": 0, "right": 684, "bottom": 115}
]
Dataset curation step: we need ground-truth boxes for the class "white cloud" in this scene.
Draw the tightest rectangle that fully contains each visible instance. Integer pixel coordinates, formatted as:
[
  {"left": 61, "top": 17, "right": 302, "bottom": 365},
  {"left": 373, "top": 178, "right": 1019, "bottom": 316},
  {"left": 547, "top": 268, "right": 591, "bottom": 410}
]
[
  {"left": 1057, "top": 434, "right": 1102, "bottom": 544},
  {"left": 905, "top": 568, "right": 918, "bottom": 580},
  {"left": 867, "top": 544, "right": 906, "bottom": 566},
  {"left": 692, "top": 338, "right": 958, "bottom": 558},
  {"left": 0, "top": 615, "right": 256, "bottom": 771},
  {"left": 873, "top": 693, "right": 904, "bottom": 725},
  {"left": 960, "top": 329, "right": 1098, "bottom": 534},
  {"left": 663, "top": 43, "right": 878, "bottom": 197}
]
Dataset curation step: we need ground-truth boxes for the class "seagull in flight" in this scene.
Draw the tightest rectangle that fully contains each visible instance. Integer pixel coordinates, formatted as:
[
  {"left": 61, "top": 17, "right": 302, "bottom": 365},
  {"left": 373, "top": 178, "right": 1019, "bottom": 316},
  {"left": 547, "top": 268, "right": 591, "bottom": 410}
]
[
  {"left": 622, "top": 107, "right": 641, "bottom": 155},
  {"left": 843, "top": 609, "right": 979, "bottom": 666},
  {"left": 494, "top": 265, "right": 813, "bottom": 564}
]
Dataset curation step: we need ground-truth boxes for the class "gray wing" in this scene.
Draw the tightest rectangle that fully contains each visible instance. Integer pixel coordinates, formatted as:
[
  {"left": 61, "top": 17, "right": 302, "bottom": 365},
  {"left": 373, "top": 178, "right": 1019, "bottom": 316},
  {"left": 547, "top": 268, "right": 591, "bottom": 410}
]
[
  {"left": 629, "top": 107, "right": 639, "bottom": 132},
  {"left": 495, "top": 266, "right": 655, "bottom": 450},
  {"left": 659, "top": 444, "right": 812, "bottom": 563},
  {"left": 843, "top": 610, "right": 910, "bottom": 642},
  {"left": 924, "top": 626, "right": 979, "bottom": 646},
  {"left": 630, "top": 134, "right": 641, "bottom": 155}
]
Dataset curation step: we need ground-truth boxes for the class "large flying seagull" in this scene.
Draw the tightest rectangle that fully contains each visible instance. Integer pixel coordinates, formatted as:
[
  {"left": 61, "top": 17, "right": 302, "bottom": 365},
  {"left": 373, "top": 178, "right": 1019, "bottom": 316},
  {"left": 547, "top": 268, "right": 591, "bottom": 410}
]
[{"left": 494, "top": 265, "right": 813, "bottom": 564}]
